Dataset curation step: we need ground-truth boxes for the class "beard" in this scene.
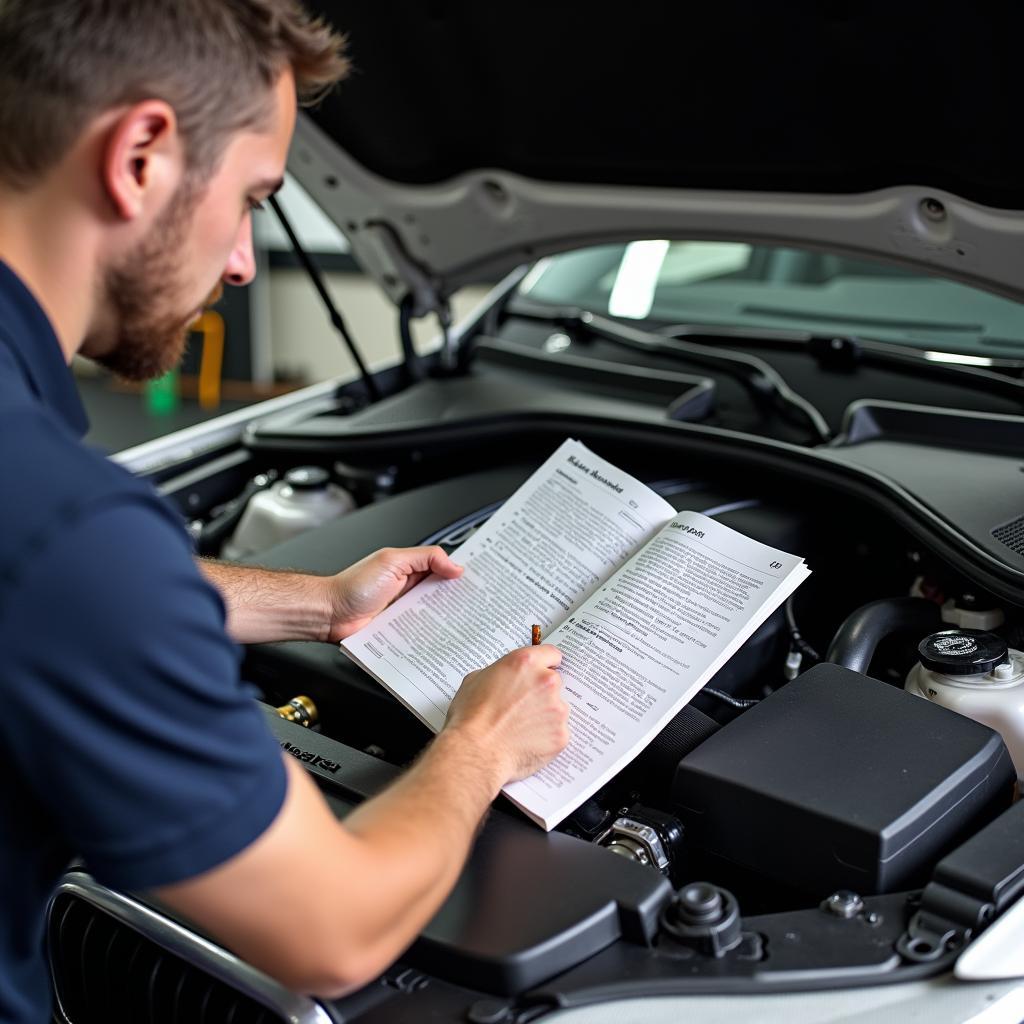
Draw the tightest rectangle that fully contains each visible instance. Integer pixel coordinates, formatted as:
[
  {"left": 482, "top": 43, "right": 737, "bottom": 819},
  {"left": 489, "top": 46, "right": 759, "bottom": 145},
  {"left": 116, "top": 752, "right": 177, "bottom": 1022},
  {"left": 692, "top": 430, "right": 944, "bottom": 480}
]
[{"left": 92, "top": 182, "right": 223, "bottom": 382}]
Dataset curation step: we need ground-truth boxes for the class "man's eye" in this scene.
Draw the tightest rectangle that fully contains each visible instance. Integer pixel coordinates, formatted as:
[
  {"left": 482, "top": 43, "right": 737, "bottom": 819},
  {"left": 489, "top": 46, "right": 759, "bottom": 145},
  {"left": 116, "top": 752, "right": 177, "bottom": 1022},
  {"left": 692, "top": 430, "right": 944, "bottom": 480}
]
[{"left": 247, "top": 198, "right": 266, "bottom": 213}]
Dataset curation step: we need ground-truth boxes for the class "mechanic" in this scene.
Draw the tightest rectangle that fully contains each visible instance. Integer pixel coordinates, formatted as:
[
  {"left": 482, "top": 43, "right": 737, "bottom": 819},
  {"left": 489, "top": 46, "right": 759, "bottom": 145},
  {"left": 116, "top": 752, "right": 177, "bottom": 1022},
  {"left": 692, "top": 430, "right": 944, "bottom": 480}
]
[{"left": 0, "top": 3, "right": 570, "bottom": 1021}]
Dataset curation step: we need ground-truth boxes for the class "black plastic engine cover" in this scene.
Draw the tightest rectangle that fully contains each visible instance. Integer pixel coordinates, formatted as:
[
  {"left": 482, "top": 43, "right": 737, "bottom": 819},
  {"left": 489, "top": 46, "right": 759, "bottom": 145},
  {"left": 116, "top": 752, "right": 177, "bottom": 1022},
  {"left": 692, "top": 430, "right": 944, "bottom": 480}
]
[
  {"left": 265, "top": 711, "right": 672, "bottom": 995},
  {"left": 673, "top": 663, "right": 1015, "bottom": 897}
]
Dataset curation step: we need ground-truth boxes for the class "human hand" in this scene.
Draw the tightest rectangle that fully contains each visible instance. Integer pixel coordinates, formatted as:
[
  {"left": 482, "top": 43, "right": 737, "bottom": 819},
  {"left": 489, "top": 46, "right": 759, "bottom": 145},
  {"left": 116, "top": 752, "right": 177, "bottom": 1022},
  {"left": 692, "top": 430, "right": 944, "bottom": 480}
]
[
  {"left": 444, "top": 645, "right": 570, "bottom": 785},
  {"left": 324, "top": 546, "right": 463, "bottom": 642}
]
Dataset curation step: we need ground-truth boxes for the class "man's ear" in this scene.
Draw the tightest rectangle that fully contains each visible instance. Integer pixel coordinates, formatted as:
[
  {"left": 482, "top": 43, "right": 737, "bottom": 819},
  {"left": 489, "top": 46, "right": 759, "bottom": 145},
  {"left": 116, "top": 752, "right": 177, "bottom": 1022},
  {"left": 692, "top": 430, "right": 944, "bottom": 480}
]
[{"left": 101, "top": 100, "right": 183, "bottom": 222}]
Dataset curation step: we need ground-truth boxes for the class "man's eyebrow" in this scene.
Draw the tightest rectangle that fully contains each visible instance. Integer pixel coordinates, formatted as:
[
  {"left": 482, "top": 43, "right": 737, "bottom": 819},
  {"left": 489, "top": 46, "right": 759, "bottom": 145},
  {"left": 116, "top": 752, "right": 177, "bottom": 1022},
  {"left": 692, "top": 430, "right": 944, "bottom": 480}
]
[{"left": 254, "top": 177, "right": 285, "bottom": 196}]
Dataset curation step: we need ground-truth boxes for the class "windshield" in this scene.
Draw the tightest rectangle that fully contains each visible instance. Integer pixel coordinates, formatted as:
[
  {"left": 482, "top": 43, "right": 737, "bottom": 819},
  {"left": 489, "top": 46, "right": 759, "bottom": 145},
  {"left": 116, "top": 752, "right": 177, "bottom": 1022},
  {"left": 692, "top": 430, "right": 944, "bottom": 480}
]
[{"left": 518, "top": 241, "right": 1024, "bottom": 359}]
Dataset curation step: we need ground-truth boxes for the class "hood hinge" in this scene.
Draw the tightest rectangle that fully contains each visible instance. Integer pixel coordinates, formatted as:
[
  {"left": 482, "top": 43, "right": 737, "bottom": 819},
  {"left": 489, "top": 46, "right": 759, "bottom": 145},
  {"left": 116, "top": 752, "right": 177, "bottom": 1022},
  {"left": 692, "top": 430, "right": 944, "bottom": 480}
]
[{"left": 364, "top": 220, "right": 458, "bottom": 370}]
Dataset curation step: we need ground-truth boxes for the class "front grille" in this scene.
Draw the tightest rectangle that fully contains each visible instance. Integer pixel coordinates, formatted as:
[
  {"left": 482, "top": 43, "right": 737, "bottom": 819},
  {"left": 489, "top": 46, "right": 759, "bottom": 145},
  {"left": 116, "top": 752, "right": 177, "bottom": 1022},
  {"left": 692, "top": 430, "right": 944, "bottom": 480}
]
[
  {"left": 993, "top": 515, "right": 1024, "bottom": 557},
  {"left": 48, "top": 892, "right": 285, "bottom": 1024}
]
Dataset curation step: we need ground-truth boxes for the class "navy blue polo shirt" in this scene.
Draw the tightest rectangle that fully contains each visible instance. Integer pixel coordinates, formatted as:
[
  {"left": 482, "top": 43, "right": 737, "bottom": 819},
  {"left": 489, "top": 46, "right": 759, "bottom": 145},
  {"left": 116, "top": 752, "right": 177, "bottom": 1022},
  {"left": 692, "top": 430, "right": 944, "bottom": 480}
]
[{"left": 0, "top": 262, "right": 288, "bottom": 1024}]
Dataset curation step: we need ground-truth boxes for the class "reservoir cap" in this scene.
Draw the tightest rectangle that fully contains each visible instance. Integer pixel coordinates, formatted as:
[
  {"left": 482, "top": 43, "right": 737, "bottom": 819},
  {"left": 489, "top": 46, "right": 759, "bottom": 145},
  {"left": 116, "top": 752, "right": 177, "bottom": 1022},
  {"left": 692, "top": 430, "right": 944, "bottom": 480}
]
[
  {"left": 918, "top": 629, "right": 1008, "bottom": 676},
  {"left": 284, "top": 466, "right": 330, "bottom": 491}
]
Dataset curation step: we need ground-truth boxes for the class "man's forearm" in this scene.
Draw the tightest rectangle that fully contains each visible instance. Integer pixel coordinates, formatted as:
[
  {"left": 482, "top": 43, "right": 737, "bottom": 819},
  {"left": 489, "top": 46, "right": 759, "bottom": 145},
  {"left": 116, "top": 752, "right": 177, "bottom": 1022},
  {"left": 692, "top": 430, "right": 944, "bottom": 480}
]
[
  {"left": 197, "top": 560, "right": 332, "bottom": 644},
  {"left": 322, "top": 725, "right": 504, "bottom": 988},
  {"left": 159, "top": 728, "right": 505, "bottom": 996},
  {"left": 154, "top": 647, "right": 565, "bottom": 996}
]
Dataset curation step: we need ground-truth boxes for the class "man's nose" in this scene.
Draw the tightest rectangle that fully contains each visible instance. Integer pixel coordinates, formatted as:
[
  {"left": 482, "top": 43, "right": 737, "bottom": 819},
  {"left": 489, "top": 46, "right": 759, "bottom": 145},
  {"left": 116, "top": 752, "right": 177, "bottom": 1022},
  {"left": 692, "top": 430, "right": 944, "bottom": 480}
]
[{"left": 222, "top": 215, "right": 256, "bottom": 287}]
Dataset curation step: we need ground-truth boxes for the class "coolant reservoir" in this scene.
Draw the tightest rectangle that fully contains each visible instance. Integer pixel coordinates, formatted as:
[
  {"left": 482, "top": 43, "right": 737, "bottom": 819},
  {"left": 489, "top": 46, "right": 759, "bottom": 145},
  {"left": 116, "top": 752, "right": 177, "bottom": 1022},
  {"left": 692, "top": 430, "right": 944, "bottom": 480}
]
[
  {"left": 905, "top": 629, "right": 1024, "bottom": 780},
  {"left": 222, "top": 466, "right": 354, "bottom": 560}
]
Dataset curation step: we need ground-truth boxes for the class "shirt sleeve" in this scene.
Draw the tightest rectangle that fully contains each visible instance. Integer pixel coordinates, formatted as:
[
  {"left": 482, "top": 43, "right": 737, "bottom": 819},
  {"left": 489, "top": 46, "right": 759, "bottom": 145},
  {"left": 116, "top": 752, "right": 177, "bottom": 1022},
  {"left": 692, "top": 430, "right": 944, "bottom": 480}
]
[{"left": 0, "top": 496, "right": 288, "bottom": 890}]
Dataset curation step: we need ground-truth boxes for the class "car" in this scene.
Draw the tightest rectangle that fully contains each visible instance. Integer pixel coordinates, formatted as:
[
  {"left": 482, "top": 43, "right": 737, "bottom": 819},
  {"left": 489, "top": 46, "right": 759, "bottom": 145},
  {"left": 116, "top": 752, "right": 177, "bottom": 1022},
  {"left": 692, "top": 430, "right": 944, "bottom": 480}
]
[{"left": 45, "top": 4, "right": 1024, "bottom": 1023}]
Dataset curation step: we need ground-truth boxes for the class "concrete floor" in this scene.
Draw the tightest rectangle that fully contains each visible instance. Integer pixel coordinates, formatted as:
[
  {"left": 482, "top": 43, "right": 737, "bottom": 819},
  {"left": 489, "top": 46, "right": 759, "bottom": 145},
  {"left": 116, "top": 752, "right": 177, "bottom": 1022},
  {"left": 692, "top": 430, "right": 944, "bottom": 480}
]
[{"left": 78, "top": 375, "right": 252, "bottom": 455}]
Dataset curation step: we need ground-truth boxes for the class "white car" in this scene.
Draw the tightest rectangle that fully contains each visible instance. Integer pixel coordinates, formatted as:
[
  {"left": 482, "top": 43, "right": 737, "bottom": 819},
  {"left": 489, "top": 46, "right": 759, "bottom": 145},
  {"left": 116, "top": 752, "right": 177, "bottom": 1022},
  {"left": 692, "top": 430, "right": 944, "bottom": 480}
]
[{"left": 47, "top": 5, "right": 1024, "bottom": 1022}]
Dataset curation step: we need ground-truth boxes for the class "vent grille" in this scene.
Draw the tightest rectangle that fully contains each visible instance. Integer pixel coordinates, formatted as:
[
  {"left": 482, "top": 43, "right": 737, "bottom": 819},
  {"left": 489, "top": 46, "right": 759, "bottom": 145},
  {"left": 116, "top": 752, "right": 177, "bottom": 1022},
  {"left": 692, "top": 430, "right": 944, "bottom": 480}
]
[
  {"left": 47, "top": 892, "right": 284, "bottom": 1024},
  {"left": 993, "top": 516, "right": 1024, "bottom": 557}
]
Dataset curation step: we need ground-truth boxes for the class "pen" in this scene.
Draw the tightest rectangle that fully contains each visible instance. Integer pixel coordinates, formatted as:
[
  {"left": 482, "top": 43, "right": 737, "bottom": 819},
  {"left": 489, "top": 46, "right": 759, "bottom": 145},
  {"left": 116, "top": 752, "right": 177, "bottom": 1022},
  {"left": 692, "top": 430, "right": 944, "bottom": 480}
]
[{"left": 531, "top": 624, "right": 542, "bottom": 646}]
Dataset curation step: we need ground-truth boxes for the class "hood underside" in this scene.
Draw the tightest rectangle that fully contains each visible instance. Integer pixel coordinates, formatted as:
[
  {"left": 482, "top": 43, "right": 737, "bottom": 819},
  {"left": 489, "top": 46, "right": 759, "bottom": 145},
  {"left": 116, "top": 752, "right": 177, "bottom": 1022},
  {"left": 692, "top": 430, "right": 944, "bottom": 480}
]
[{"left": 290, "top": 3, "right": 1024, "bottom": 311}]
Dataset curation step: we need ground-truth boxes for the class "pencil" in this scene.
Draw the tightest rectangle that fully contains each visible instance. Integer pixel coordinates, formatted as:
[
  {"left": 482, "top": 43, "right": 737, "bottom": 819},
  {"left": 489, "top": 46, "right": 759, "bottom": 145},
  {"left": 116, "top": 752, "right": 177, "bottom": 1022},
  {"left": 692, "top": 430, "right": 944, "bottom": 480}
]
[{"left": 531, "top": 624, "right": 542, "bottom": 646}]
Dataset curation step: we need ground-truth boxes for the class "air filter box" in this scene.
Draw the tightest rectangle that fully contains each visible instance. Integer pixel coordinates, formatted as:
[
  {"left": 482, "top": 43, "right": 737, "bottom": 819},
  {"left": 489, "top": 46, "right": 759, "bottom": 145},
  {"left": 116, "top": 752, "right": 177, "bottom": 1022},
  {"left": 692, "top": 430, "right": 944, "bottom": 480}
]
[{"left": 672, "top": 663, "right": 1014, "bottom": 896}]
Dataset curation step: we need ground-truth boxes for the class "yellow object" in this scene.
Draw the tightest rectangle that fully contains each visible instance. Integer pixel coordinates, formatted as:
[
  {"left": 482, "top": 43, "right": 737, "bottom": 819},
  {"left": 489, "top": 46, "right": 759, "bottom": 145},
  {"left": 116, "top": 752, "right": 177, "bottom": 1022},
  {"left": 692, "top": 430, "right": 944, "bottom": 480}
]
[
  {"left": 275, "top": 695, "right": 319, "bottom": 728},
  {"left": 192, "top": 309, "right": 225, "bottom": 410}
]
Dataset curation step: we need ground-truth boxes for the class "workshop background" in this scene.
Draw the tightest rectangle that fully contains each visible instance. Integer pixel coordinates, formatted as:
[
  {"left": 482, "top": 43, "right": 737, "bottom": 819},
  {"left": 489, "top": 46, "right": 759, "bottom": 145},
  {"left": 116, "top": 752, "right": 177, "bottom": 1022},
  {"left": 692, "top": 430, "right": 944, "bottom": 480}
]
[{"left": 74, "top": 175, "right": 494, "bottom": 453}]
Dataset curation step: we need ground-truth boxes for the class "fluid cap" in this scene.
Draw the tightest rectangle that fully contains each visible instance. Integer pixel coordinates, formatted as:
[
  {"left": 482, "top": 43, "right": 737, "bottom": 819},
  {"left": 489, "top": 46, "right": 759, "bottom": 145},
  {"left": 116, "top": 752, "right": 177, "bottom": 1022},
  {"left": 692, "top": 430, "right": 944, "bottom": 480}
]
[
  {"left": 676, "top": 882, "right": 723, "bottom": 925},
  {"left": 284, "top": 466, "right": 330, "bottom": 491},
  {"left": 662, "top": 882, "right": 742, "bottom": 957},
  {"left": 918, "top": 629, "right": 1008, "bottom": 676}
]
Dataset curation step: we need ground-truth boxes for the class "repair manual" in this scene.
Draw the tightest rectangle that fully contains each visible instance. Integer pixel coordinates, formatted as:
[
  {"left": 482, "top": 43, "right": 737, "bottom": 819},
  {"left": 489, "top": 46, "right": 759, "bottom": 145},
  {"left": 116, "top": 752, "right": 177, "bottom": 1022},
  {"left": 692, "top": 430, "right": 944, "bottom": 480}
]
[{"left": 341, "top": 438, "right": 810, "bottom": 830}]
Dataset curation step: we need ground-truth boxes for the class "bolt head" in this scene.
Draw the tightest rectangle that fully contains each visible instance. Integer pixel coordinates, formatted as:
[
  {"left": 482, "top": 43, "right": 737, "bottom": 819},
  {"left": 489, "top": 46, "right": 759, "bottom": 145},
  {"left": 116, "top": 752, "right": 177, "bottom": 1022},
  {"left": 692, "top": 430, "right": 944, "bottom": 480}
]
[{"left": 824, "top": 890, "right": 864, "bottom": 919}]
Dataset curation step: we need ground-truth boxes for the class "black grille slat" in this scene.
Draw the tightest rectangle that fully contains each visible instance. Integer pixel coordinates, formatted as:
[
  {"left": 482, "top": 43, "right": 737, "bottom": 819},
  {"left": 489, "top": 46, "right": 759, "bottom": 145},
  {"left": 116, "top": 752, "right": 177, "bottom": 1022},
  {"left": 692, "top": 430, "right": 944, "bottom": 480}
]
[
  {"left": 76, "top": 914, "right": 98, "bottom": 1016},
  {"left": 169, "top": 965, "right": 188, "bottom": 1022},
  {"left": 53, "top": 892, "right": 86, "bottom": 1011},
  {"left": 47, "top": 892, "right": 288, "bottom": 1024},
  {"left": 145, "top": 955, "right": 165, "bottom": 1021},
  {"left": 197, "top": 974, "right": 216, "bottom": 1024},
  {"left": 178, "top": 967, "right": 212, "bottom": 1022},
  {"left": 203, "top": 984, "right": 239, "bottom": 1024},
  {"left": 120, "top": 930, "right": 148, "bottom": 1024},
  {"left": 126, "top": 941, "right": 161, "bottom": 1023},
  {"left": 98, "top": 919, "right": 121, "bottom": 1021}
]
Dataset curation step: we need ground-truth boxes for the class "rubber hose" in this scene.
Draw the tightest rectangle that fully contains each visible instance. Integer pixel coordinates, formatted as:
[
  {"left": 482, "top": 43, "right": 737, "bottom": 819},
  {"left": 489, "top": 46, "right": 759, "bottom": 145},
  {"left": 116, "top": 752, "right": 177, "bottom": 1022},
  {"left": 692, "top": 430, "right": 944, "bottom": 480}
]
[{"left": 826, "top": 597, "right": 943, "bottom": 675}]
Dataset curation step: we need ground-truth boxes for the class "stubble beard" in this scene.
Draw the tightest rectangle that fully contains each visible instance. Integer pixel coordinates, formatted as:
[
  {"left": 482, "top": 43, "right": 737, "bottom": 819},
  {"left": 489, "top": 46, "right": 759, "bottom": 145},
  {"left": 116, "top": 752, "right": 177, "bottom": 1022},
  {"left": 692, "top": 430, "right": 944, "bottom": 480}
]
[{"left": 93, "top": 182, "right": 219, "bottom": 382}]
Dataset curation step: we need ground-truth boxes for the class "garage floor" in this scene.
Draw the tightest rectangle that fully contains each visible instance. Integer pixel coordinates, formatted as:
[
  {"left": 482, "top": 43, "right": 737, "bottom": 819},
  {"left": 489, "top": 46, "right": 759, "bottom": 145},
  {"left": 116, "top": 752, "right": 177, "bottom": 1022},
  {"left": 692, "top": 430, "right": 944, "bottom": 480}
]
[{"left": 78, "top": 376, "right": 252, "bottom": 454}]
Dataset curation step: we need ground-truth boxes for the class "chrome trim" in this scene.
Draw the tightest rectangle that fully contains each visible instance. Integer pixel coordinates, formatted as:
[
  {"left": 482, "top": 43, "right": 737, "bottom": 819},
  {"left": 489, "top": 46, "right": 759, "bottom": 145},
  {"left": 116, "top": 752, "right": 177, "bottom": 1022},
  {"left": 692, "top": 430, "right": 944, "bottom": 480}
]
[{"left": 46, "top": 873, "right": 338, "bottom": 1024}]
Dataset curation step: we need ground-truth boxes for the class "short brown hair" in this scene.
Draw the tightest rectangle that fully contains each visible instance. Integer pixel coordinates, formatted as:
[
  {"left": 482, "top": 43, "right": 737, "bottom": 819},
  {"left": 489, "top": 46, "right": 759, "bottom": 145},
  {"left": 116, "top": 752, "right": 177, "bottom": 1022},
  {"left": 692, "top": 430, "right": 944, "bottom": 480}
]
[{"left": 0, "top": 0, "right": 349, "bottom": 189}]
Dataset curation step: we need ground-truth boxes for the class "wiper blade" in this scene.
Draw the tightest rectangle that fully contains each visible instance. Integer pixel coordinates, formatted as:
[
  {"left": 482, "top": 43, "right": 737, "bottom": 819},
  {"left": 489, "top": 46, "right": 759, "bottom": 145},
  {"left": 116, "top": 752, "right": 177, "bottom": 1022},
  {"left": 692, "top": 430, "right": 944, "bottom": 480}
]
[
  {"left": 655, "top": 318, "right": 1024, "bottom": 383},
  {"left": 640, "top": 317, "right": 831, "bottom": 443},
  {"left": 505, "top": 296, "right": 1024, "bottom": 422}
]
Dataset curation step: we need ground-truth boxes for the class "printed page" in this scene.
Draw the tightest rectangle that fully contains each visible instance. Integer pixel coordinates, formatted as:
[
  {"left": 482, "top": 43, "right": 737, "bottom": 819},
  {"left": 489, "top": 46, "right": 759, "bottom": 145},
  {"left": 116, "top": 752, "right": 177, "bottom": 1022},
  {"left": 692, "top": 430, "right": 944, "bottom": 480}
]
[
  {"left": 503, "top": 510, "right": 810, "bottom": 828},
  {"left": 341, "top": 439, "right": 676, "bottom": 731}
]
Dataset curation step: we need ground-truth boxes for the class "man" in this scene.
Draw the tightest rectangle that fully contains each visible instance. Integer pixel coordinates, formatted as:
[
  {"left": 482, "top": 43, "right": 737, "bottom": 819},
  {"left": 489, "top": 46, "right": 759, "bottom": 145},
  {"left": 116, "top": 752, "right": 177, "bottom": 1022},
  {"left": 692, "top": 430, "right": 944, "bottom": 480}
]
[{"left": 0, "top": 2, "right": 570, "bottom": 1020}]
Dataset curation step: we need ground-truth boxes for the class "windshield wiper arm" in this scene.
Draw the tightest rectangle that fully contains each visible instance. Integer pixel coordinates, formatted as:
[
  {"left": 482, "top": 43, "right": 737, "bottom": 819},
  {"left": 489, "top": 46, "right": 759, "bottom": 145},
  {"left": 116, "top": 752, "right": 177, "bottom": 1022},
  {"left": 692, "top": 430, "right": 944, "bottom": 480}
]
[
  {"left": 656, "top": 318, "right": 1024, "bottom": 393},
  {"left": 644, "top": 317, "right": 832, "bottom": 443},
  {"left": 511, "top": 303, "right": 832, "bottom": 444}
]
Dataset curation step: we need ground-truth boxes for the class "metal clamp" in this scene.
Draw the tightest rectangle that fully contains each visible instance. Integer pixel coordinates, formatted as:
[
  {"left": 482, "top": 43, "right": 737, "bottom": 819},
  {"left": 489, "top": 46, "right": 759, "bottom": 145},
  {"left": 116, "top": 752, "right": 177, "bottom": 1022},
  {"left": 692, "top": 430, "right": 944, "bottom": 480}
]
[{"left": 598, "top": 817, "right": 671, "bottom": 873}]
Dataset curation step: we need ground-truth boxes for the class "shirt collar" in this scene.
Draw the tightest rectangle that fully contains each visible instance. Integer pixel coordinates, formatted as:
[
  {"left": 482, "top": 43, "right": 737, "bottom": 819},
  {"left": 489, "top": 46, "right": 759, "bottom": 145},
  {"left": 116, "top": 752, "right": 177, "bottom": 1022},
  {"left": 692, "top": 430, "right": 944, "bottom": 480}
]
[{"left": 0, "top": 259, "right": 89, "bottom": 437}]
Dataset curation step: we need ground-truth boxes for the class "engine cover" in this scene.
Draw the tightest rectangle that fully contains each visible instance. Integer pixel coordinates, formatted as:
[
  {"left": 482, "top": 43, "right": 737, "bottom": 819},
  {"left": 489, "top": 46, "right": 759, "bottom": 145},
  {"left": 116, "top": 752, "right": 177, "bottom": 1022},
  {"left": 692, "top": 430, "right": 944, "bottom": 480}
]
[{"left": 673, "top": 663, "right": 1015, "bottom": 897}]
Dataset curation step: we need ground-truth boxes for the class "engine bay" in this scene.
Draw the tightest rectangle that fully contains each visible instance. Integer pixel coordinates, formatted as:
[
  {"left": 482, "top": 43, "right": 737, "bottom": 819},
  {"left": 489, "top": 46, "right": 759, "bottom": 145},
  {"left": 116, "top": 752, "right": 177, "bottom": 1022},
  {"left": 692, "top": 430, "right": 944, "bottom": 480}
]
[{"left": 144, "top": 402, "right": 1024, "bottom": 1007}]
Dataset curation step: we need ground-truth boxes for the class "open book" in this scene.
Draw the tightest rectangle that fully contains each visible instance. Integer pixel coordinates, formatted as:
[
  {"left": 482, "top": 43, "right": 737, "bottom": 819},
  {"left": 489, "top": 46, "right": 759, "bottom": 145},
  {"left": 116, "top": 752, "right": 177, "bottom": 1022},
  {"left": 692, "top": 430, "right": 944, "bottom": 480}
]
[{"left": 341, "top": 439, "right": 810, "bottom": 830}]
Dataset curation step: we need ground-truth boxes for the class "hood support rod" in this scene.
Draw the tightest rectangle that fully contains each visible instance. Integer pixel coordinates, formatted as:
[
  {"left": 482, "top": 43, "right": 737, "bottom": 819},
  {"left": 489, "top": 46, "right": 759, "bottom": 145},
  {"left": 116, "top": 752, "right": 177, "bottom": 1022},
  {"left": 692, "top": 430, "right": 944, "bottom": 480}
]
[{"left": 269, "top": 196, "right": 381, "bottom": 403}]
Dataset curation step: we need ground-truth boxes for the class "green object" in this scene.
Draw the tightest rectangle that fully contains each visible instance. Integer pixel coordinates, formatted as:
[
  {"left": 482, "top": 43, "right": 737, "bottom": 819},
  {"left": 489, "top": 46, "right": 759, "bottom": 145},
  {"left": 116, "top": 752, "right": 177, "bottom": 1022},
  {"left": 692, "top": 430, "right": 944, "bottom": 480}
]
[{"left": 144, "top": 367, "right": 180, "bottom": 417}]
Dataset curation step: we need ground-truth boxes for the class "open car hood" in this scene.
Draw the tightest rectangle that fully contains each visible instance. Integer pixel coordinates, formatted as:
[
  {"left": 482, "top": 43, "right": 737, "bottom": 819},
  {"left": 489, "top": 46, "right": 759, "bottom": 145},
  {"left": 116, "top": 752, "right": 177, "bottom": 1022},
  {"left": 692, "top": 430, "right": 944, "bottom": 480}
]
[{"left": 291, "top": 3, "right": 1024, "bottom": 316}]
